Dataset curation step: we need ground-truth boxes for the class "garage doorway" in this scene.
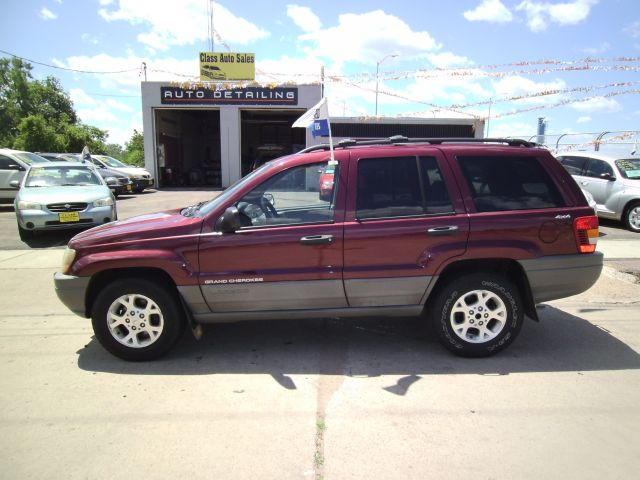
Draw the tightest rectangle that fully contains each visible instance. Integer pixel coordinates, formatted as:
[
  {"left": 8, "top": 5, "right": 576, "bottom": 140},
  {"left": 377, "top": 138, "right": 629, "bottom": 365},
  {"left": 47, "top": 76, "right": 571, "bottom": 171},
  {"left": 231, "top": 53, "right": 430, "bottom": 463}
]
[
  {"left": 155, "top": 109, "right": 221, "bottom": 187},
  {"left": 240, "top": 110, "right": 306, "bottom": 176}
]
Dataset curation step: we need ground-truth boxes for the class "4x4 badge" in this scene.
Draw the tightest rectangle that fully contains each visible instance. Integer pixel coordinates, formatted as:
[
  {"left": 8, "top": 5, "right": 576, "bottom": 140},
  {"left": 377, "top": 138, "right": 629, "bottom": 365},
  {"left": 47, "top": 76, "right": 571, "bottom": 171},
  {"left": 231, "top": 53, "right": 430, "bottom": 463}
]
[{"left": 555, "top": 214, "right": 571, "bottom": 220}]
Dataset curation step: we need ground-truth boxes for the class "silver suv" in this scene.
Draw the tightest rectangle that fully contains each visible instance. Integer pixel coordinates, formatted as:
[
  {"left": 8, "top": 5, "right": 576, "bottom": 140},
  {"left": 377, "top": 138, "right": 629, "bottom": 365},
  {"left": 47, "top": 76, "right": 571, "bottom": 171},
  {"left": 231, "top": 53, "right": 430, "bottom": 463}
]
[{"left": 557, "top": 152, "right": 640, "bottom": 232}]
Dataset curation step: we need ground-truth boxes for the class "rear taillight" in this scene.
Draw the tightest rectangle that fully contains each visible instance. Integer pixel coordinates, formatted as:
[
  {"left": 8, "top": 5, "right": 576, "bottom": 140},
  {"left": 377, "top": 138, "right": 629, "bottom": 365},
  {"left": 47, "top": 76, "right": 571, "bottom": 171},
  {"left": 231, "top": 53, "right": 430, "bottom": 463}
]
[{"left": 574, "top": 216, "right": 599, "bottom": 253}]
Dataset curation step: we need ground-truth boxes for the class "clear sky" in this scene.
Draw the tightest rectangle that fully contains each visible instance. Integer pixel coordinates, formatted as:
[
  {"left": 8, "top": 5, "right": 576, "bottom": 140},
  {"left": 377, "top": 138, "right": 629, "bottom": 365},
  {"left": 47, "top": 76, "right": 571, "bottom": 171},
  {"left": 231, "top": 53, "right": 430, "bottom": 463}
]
[{"left": 2, "top": 0, "right": 640, "bottom": 151}]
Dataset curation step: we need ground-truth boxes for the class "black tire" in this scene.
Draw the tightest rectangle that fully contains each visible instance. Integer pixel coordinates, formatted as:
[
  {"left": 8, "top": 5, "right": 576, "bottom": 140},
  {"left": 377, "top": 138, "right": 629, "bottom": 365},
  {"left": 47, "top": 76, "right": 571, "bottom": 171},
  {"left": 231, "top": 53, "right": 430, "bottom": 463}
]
[
  {"left": 17, "top": 222, "right": 33, "bottom": 241},
  {"left": 91, "top": 278, "right": 185, "bottom": 361},
  {"left": 622, "top": 201, "right": 640, "bottom": 233},
  {"left": 430, "top": 273, "right": 524, "bottom": 357}
]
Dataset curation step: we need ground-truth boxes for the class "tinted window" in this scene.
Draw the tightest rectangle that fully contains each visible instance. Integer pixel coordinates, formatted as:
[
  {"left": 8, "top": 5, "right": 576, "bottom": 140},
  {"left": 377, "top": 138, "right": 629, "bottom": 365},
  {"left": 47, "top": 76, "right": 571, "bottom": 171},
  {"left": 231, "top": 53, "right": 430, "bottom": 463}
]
[
  {"left": 356, "top": 156, "right": 453, "bottom": 219},
  {"left": 585, "top": 159, "right": 614, "bottom": 178},
  {"left": 420, "top": 156, "right": 453, "bottom": 214},
  {"left": 558, "top": 156, "right": 587, "bottom": 175},
  {"left": 458, "top": 156, "right": 565, "bottom": 212},
  {"left": 236, "top": 161, "right": 337, "bottom": 227},
  {"left": 0, "top": 155, "right": 16, "bottom": 169}
]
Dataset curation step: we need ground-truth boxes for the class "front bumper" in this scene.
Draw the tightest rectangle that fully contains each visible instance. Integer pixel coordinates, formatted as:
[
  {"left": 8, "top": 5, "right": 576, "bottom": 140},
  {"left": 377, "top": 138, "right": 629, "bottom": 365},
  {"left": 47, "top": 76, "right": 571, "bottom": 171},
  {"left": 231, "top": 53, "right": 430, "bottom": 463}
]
[
  {"left": 131, "top": 178, "right": 155, "bottom": 190},
  {"left": 17, "top": 206, "right": 116, "bottom": 231},
  {"left": 54, "top": 272, "right": 90, "bottom": 317},
  {"left": 519, "top": 252, "right": 604, "bottom": 303}
]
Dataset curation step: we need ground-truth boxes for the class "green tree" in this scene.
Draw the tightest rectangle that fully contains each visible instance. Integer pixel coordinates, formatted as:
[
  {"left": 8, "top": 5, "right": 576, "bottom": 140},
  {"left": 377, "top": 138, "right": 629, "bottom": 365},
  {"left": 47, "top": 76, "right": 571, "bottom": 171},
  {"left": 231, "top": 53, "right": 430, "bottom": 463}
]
[
  {"left": 105, "top": 143, "right": 125, "bottom": 159},
  {"left": 0, "top": 57, "right": 107, "bottom": 153},
  {"left": 13, "top": 114, "right": 66, "bottom": 152},
  {"left": 123, "top": 129, "right": 145, "bottom": 166},
  {"left": 63, "top": 123, "right": 108, "bottom": 154},
  {"left": 0, "top": 57, "right": 32, "bottom": 145}
]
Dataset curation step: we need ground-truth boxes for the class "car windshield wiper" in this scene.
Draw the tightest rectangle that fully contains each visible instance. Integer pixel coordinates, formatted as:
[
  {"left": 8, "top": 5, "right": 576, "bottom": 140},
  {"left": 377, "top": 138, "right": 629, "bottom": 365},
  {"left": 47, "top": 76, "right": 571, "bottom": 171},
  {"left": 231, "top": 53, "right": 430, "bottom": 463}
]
[{"left": 181, "top": 201, "right": 208, "bottom": 217}]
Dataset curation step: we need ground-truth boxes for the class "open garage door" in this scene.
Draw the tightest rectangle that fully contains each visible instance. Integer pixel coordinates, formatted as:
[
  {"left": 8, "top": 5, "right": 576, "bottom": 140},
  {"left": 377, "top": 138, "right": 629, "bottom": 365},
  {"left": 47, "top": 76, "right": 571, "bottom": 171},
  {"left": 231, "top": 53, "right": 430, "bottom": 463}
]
[
  {"left": 155, "top": 109, "right": 221, "bottom": 187},
  {"left": 240, "top": 110, "right": 306, "bottom": 176}
]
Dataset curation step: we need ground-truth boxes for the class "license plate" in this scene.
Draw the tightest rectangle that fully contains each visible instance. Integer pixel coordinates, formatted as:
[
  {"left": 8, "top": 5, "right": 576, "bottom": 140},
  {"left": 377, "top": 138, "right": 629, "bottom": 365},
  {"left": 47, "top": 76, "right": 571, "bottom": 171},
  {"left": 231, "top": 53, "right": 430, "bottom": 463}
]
[
  {"left": 126, "top": 184, "right": 132, "bottom": 191},
  {"left": 59, "top": 212, "right": 80, "bottom": 223},
  {"left": 148, "top": 180, "right": 153, "bottom": 185}
]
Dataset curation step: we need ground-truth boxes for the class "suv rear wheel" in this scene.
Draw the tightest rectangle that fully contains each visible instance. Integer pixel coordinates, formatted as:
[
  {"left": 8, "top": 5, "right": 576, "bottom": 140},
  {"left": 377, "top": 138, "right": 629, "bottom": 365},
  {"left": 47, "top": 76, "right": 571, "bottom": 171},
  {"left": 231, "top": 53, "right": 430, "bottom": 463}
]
[
  {"left": 431, "top": 273, "right": 524, "bottom": 357},
  {"left": 623, "top": 201, "right": 640, "bottom": 232},
  {"left": 91, "top": 278, "right": 185, "bottom": 361}
]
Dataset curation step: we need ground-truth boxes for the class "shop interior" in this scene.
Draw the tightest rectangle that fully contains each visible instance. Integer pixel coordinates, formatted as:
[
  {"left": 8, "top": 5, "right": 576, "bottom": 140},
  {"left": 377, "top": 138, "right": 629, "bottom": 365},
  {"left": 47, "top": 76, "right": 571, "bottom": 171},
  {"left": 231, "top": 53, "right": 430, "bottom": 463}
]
[
  {"left": 240, "top": 110, "right": 306, "bottom": 176},
  {"left": 155, "top": 109, "right": 222, "bottom": 187}
]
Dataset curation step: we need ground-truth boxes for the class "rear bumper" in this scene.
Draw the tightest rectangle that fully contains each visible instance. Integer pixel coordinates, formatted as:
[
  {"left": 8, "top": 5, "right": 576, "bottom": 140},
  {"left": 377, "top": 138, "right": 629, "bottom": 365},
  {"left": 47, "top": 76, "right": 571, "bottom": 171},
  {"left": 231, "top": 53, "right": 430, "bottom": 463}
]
[
  {"left": 54, "top": 272, "right": 90, "bottom": 317},
  {"left": 519, "top": 252, "right": 604, "bottom": 303}
]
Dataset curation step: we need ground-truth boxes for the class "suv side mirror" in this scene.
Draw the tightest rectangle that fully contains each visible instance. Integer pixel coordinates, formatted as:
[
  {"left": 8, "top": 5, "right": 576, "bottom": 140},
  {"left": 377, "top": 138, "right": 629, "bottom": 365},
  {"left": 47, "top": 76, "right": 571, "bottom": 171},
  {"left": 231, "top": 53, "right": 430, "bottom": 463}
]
[
  {"left": 600, "top": 172, "right": 615, "bottom": 181},
  {"left": 215, "top": 206, "right": 242, "bottom": 233},
  {"left": 9, "top": 180, "right": 20, "bottom": 189}
]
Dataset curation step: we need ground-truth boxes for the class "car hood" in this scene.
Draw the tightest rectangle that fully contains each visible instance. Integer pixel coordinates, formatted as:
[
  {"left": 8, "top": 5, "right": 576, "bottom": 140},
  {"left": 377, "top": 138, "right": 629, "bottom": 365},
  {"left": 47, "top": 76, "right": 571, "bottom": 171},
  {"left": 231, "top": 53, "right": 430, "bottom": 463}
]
[
  {"left": 69, "top": 209, "right": 203, "bottom": 247},
  {"left": 114, "top": 167, "right": 151, "bottom": 176},
  {"left": 18, "top": 186, "right": 112, "bottom": 204}
]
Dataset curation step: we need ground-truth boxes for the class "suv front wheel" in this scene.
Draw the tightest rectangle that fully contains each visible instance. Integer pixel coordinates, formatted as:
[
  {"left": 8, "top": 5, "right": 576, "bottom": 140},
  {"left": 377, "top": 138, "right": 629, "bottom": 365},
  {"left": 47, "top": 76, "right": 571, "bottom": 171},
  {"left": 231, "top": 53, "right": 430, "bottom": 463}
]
[
  {"left": 91, "top": 278, "right": 185, "bottom": 361},
  {"left": 431, "top": 273, "right": 524, "bottom": 357}
]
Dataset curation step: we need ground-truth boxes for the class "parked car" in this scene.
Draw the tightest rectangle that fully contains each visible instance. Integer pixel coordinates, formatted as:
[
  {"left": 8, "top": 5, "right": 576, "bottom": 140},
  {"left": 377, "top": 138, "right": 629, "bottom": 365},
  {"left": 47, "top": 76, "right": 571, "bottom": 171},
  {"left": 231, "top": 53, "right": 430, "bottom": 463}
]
[
  {"left": 13, "top": 162, "right": 116, "bottom": 240},
  {"left": 556, "top": 152, "right": 640, "bottom": 232},
  {"left": 54, "top": 137, "right": 602, "bottom": 361},
  {"left": 0, "top": 149, "right": 49, "bottom": 203},
  {"left": 38, "top": 153, "right": 133, "bottom": 197},
  {"left": 91, "top": 155, "right": 154, "bottom": 193}
]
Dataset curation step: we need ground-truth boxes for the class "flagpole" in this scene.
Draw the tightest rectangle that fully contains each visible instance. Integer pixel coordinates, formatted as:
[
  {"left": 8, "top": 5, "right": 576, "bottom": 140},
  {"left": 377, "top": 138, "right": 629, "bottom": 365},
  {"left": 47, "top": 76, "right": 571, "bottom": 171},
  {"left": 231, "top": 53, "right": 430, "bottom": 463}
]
[{"left": 326, "top": 99, "right": 335, "bottom": 164}]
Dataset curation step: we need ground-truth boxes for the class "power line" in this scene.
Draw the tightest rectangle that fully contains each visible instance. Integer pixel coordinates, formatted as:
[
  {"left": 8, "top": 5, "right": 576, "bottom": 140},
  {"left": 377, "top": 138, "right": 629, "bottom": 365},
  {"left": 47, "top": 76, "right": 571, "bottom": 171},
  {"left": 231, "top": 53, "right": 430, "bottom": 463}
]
[{"left": 0, "top": 48, "right": 140, "bottom": 74}]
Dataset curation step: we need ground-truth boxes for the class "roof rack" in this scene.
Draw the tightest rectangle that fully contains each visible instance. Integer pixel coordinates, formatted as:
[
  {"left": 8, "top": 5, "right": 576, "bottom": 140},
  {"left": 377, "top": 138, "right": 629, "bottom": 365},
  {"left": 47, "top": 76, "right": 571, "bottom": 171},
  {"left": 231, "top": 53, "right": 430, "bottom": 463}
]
[{"left": 299, "top": 136, "right": 537, "bottom": 153}]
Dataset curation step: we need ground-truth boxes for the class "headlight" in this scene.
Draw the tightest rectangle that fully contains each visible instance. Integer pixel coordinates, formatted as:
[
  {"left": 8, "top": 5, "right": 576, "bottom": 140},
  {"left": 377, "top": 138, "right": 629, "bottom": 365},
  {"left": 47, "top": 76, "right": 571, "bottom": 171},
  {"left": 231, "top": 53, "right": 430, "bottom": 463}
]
[
  {"left": 130, "top": 174, "right": 141, "bottom": 180},
  {"left": 104, "top": 176, "right": 118, "bottom": 185},
  {"left": 94, "top": 197, "right": 114, "bottom": 207},
  {"left": 17, "top": 201, "right": 42, "bottom": 210},
  {"left": 61, "top": 248, "right": 76, "bottom": 274}
]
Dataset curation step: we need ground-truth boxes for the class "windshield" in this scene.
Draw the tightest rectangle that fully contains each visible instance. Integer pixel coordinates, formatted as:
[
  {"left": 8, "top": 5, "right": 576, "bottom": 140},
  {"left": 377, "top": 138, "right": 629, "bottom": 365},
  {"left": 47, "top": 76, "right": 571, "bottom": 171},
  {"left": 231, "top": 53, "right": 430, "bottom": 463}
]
[
  {"left": 15, "top": 152, "right": 49, "bottom": 165},
  {"left": 196, "top": 162, "right": 277, "bottom": 217},
  {"left": 615, "top": 158, "right": 640, "bottom": 179},
  {"left": 96, "top": 155, "right": 128, "bottom": 168},
  {"left": 25, "top": 165, "right": 103, "bottom": 187}
]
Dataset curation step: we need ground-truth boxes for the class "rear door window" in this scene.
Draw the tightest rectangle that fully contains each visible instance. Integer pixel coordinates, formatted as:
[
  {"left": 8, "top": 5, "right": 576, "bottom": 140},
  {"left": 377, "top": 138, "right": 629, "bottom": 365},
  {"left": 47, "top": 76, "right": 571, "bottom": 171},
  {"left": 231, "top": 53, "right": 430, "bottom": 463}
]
[
  {"left": 356, "top": 156, "right": 453, "bottom": 219},
  {"left": 584, "top": 158, "right": 614, "bottom": 178},
  {"left": 457, "top": 155, "right": 566, "bottom": 212}
]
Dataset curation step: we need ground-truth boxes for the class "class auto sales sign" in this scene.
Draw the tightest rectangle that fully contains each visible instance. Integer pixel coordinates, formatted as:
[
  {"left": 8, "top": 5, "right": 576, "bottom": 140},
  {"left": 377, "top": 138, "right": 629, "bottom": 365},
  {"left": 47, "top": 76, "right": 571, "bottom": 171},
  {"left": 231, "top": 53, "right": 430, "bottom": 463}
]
[
  {"left": 199, "top": 52, "right": 255, "bottom": 81},
  {"left": 160, "top": 86, "right": 299, "bottom": 106}
]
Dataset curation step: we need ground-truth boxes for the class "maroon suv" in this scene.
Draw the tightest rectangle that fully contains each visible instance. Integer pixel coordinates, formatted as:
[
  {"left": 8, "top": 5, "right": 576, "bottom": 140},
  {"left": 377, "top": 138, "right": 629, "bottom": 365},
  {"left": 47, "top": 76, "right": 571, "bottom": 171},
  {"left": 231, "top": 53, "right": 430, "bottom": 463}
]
[{"left": 54, "top": 137, "right": 603, "bottom": 361}]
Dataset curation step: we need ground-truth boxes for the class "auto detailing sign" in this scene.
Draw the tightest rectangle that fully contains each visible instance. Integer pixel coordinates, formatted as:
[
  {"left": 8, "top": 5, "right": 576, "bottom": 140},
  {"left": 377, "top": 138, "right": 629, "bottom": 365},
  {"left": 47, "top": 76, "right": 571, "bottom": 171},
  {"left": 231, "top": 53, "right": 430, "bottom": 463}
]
[
  {"left": 160, "top": 86, "right": 299, "bottom": 105},
  {"left": 199, "top": 52, "right": 255, "bottom": 81}
]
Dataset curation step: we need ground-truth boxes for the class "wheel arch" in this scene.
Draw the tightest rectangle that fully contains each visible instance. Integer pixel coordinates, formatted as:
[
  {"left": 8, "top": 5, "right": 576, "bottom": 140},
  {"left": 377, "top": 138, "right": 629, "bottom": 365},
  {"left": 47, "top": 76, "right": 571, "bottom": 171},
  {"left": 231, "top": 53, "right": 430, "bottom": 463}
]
[
  {"left": 85, "top": 267, "right": 179, "bottom": 318},
  {"left": 427, "top": 258, "right": 538, "bottom": 321}
]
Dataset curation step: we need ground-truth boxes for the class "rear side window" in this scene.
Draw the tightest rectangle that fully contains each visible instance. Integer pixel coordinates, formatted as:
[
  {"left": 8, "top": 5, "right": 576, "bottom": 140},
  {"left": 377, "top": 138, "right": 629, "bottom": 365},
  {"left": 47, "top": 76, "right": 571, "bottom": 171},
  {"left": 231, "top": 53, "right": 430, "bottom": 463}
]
[
  {"left": 356, "top": 156, "right": 453, "bottom": 219},
  {"left": 458, "top": 156, "right": 565, "bottom": 212},
  {"left": 558, "top": 156, "right": 587, "bottom": 175}
]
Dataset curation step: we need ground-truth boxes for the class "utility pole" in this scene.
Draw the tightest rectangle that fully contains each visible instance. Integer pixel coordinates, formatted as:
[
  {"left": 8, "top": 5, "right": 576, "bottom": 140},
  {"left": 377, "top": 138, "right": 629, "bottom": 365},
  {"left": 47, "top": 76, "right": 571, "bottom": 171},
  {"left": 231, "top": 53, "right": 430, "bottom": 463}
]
[{"left": 375, "top": 54, "right": 398, "bottom": 116}]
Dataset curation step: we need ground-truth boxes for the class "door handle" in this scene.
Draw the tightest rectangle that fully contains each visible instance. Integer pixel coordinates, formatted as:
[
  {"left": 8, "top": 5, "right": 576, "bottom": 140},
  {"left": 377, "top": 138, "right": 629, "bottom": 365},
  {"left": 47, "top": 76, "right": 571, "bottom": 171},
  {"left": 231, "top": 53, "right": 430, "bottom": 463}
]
[
  {"left": 299, "top": 234, "right": 334, "bottom": 245},
  {"left": 426, "top": 226, "right": 459, "bottom": 236}
]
